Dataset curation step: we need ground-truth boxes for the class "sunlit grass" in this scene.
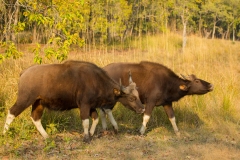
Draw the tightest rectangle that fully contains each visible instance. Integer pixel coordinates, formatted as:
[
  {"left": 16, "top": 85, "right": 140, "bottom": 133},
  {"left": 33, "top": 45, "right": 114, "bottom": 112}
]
[{"left": 0, "top": 33, "right": 240, "bottom": 158}]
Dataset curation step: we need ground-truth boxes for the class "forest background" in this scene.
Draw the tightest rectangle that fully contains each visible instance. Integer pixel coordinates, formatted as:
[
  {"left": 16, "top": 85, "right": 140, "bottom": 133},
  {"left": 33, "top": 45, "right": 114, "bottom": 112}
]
[{"left": 0, "top": 0, "right": 240, "bottom": 62}]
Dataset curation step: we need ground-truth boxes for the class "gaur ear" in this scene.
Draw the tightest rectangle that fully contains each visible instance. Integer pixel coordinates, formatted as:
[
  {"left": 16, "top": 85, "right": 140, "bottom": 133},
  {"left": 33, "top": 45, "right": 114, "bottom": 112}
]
[
  {"left": 179, "top": 84, "right": 189, "bottom": 91},
  {"left": 188, "top": 74, "right": 197, "bottom": 81},
  {"left": 113, "top": 88, "right": 121, "bottom": 96}
]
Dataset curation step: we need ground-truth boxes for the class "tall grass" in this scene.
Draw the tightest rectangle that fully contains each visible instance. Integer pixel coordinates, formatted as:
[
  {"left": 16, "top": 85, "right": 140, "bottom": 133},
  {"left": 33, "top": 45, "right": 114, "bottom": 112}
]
[{"left": 0, "top": 33, "right": 240, "bottom": 157}]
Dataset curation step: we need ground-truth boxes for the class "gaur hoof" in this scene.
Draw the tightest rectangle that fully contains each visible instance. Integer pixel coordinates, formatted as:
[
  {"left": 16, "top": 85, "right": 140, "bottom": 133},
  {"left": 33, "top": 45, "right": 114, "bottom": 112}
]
[
  {"left": 175, "top": 131, "right": 181, "bottom": 138},
  {"left": 102, "top": 130, "right": 109, "bottom": 135},
  {"left": 139, "top": 133, "right": 145, "bottom": 137},
  {"left": 113, "top": 128, "right": 118, "bottom": 134},
  {"left": 100, "top": 130, "right": 118, "bottom": 137},
  {"left": 83, "top": 135, "right": 91, "bottom": 143},
  {"left": 98, "top": 130, "right": 107, "bottom": 138},
  {"left": 138, "top": 131, "right": 145, "bottom": 136},
  {"left": 139, "top": 130, "right": 145, "bottom": 136}
]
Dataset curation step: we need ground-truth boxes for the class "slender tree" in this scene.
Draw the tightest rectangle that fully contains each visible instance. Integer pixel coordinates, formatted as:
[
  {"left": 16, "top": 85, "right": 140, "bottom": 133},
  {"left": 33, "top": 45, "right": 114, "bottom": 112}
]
[{"left": 175, "top": 0, "right": 199, "bottom": 52}]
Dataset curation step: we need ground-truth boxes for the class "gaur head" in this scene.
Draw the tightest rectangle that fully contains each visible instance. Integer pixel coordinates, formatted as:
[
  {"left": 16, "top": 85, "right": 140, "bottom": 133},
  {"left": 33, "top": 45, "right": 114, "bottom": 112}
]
[
  {"left": 179, "top": 74, "right": 214, "bottom": 95},
  {"left": 114, "top": 71, "right": 145, "bottom": 114}
]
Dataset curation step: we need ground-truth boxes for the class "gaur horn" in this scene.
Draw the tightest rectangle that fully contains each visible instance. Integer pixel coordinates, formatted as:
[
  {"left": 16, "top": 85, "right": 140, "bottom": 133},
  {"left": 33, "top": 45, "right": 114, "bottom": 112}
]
[
  {"left": 119, "top": 78, "right": 126, "bottom": 92},
  {"left": 129, "top": 70, "right": 133, "bottom": 84},
  {"left": 180, "top": 74, "right": 190, "bottom": 80},
  {"left": 119, "top": 78, "right": 122, "bottom": 86},
  {"left": 119, "top": 78, "right": 124, "bottom": 90}
]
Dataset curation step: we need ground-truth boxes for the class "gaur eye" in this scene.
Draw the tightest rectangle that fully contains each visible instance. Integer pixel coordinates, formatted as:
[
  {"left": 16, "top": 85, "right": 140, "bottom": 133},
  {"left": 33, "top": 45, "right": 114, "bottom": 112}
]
[
  {"left": 128, "top": 96, "right": 136, "bottom": 102},
  {"left": 195, "top": 80, "right": 200, "bottom": 83}
]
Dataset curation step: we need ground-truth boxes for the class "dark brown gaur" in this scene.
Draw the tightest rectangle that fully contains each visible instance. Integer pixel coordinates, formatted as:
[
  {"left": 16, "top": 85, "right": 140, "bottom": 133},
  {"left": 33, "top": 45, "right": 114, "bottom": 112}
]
[
  {"left": 3, "top": 60, "right": 144, "bottom": 142},
  {"left": 100, "top": 61, "right": 213, "bottom": 136}
]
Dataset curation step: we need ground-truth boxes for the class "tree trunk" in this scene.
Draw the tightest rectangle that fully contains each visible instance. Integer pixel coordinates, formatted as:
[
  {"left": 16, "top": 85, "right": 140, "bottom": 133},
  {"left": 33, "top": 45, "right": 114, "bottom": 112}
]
[
  {"left": 232, "top": 25, "right": 235, "bottom": 42},
  {"left": 138, "top": 18, "right": 142, "bottom": 37},
  {"left": 123, "top": 0, "right": 138, "bottom": 41},
  {"left": 225, "top": 24, "right": 230, "bottom": 40},
  {"left": 212, "top": 18, "right": 216, "bottom": 39},
  {"left": 5, "top": 0, "right": 17, "bottom": 42},
  {"left": 5, "top": 5, "right": 11, "bottom": 41},
  {"left": 203, "top": 28, "right": 212, "bottom": 39},
  {"left": 222, "top": 32, "right": 226, "bottom": 40},
  {"left": 4, "top": 7, "right": 9, "bottom": 41},
  {"left": 0, "top": 1, "right": 4, "bottom": 40},
  {"left": 198, "top": 14, "right": 202, "bottom": 37},
  {"left": 182, "top": 21, "right": 187, "bottom": 53},
  {"left": 181, "top": 13, "right": 188, "bottom": 53},
  {"left": 12, "top": 3, "right": 20, "bottom": 43},
  {"left": 169, "top": 15, "right": 177, "bottom": 32},
  {"left": 32, "top": 24, "right": 37, "bottom": 43}
]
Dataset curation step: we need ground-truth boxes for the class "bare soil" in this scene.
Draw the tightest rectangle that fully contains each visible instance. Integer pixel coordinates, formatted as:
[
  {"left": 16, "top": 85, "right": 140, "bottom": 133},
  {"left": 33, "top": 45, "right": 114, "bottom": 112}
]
[{"left": 1, "top": 126, "right": 239, "bottom": 160}]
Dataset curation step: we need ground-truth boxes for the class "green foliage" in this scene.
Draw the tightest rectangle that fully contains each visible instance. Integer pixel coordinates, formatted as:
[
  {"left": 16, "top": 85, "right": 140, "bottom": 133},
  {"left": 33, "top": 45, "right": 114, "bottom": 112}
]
[
  {"left": 33, "top": 43, "right": 42, "bottom": 64},
  {"left": 23, "top": 11, "right": 53, "bottom": 26},
  {"left": 6, "top": 127, "right": 18, "bottom": 139},
  {"left": 221, "top": 95, "right": 235, "bottom": 121},
  {"left": 0, "top": 41, "right": 23, "bottom": 63},
  {"left": 44, "top": 139, "right": 56, "bottom": 152},
  {"left": 0, "top": 0, "right": 239, "bottom": 63},
  {"left": 44, "top": 33, "right": 84, "bottom": 62},
  {"left": 20, "top": 0, "right": 85, "bottom": 62},
  {"left": 46, "top": 123, "right": 59, "bottom": 135},
  {"left": 42, "top": 110, "right": 76, "bottom": 132},
  {"left": 13, "top": 22, "right": 26, "bottom": 33},
  {"left": 63, "top": 136, "right": 72, "bottom": 144}
]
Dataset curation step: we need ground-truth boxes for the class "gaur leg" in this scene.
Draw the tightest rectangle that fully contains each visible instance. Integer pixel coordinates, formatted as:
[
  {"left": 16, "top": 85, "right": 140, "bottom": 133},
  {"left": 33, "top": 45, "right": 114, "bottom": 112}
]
[
  {"left": 80, "top": 104, "right": 91, "bottom": 143},
  {"left": 140, "top": 114, "right": 151, "bottom": 135},
  {"left": 3, "top": 98, "right": 33, "bottom": 135},
  {"left": 140, "top": 103, "right": 154, "bottom": 135},
  {"left": 163, "top": 104, "right": 180, "bottom": 137},
  {"left": 89, "top": 108, "right": 99, "bottom": 136},
  {"left": 31, "top": 100, "right": 48, "bottom": 138},
  {"left": 99, "top": 109, "right": 108, "bottom": 131},
  {"left": 105, "top": 109, "right": 118, "bottom": 133},
  {"left": 3, "top": 110, "right": 15, "bottom": 134},
  {"left": 100, "top": 109, "right": 118, "bottom": 133}
]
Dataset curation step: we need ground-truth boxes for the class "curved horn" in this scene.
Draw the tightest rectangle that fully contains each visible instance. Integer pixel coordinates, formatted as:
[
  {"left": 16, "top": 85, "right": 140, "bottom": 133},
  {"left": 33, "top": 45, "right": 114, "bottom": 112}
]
[
  {"left": 180, "top": 74, "right": 191, "bottom": 81},
  {"left": 181, "top": 74, "right": 193, "bottom": 81},
  {"left": 119, "top": 78, "right": 122, "bottom": 86},
  {"left": 129, "top": 70, "right": 133, "bottom": 84},
  {"left": 119, "top": 78, "right": 127, "bottom": 93},
  {"left": 180, "top": 74, "right": 187, "bottom": 80}
]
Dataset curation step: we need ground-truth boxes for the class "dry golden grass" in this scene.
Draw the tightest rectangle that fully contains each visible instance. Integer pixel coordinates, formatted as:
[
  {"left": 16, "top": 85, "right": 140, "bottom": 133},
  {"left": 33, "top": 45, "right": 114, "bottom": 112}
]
[{"left": 0, "top": 33, "right": 240, "bottom": 159}]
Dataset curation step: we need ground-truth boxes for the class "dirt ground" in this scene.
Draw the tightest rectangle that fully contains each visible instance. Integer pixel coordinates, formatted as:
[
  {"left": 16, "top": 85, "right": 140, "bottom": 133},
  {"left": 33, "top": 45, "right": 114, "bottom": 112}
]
[{"left": 1, "top": 126, "right": 239, "bottom": 160}]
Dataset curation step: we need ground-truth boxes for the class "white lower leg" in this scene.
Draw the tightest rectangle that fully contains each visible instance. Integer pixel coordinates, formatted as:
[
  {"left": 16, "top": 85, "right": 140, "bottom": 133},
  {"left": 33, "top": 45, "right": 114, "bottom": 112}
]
[
  {"left": 90, "top": 118, "right": 99, "bottom": 136},
  {"left": 140, "top": 114, "right": 150, "bottom": 135},
  {"left": 99, "top": 110, "right": 107, "bottom": 130},
  {"left": 3, "top": 110, "right": 15, "bottom": 134},
  {"left": 169, "top": 117, "right": 180, "bottom": 136},
  {"left": 106, "top": 109, "right": 118, "bottom": 131},
  {"left": 31, "top": 117, "right": 49, "bottom": 139},
  {"left": 82, "top": 119, "right": 89, "bottom": 136}
]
